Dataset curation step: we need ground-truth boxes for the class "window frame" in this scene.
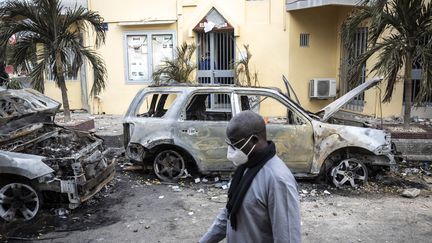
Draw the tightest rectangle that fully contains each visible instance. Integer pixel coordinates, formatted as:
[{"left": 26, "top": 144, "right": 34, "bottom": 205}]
[
  {"left": 180, "top": 90, "right": 234, "bottom": 122},
  {"left": 233, "top": 91, "right": 309, "bottom": 125},
  {"left": 123, "top": 30, "right": 176, "bottom": 84},
  {"left": 133, "top": 91, "right": 180, "bottom": 119}
]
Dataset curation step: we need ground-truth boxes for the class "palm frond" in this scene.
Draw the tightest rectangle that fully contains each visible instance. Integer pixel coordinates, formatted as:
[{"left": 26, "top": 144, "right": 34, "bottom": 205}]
[
  {"left": 30, "top": 58, "right": 48, "bottom": 93},
  {"left": 62, "top": 6, "right": 106, "bottom": 47},
  {"left": 342, "top": 0, "right": 432, "bottom": 107},
  {"left": 81, "top": 48, "right": 107, "bottom": 96}
]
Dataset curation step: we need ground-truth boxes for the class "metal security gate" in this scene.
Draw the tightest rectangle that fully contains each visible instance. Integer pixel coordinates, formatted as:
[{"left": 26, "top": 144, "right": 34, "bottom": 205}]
[
  {"left": 340, "top": 27, "right": 368, "bottom": 112},
  {"left": 197, "top": 31, "right": 235, "bottom": 110},
  {"left": 407, "top": 35, "right": 432, "bottom": 106}
]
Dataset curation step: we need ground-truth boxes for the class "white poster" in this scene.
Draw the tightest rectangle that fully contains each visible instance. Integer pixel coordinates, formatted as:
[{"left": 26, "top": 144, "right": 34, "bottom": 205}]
[
  {"left": 152, "top": 35, "right": 174, "bottom": 70},
  {"left": 127, "top": 35, "right": 148, "bottom": 80}
]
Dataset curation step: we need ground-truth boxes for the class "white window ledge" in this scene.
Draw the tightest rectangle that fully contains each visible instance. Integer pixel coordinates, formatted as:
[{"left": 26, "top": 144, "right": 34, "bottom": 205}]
[{"left": 286, "top": 0, "right": 360, "bottom": 11}]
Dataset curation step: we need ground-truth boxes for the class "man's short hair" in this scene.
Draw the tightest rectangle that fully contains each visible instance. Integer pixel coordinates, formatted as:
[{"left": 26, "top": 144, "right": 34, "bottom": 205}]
[{"left": 227, "top": 110, "right": 266, "bottom": 140}]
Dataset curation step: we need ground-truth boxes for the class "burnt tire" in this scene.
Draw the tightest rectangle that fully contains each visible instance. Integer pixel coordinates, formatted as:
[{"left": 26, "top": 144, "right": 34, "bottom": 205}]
[
  {"left": 0, "top": 181, "right": 41, "bottom": 222},
  {"left": 153, "top": 150, "right": 185, "bottom": 182},
  {"left": 330, "top": 158, "right": 368, "bottom": 188}
]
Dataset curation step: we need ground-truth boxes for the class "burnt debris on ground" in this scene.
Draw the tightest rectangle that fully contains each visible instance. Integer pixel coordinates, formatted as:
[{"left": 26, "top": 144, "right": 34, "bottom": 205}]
[{"left": 1, "top": 155, "right": 431, "bottom": 241}]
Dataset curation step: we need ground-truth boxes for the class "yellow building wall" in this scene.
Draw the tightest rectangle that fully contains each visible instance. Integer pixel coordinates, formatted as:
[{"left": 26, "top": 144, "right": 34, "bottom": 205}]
[
  {"left": 81, "top": 0, "right": 180, "bottom": 115},
  {"left": 45, "top": 81, "right": 83, "bottom": 110},
  {"left": 288, "top": 6, "right": 344, "bottom": 113},
  {"left": 287, "top": 6, "right": 404, "bottom": 117},
  {"left": 78, "top": 0, "right": 405, "bottom": 117},
  {"left": 88, "top": 0, "right": 177, "bottom": 23},
  {"left": 362, "top": 34, "right": 404, "bottom": 118},
  {"left": 84, "top": 0, "right": 293, "bottom": 115},
  {"left": 90, "top": 23, "right": 177, "bottom": 115}
]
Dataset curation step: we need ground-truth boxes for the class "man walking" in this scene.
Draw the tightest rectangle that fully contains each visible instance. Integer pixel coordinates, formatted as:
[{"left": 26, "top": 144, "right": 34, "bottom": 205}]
[{"left": 199, "top": 110, "right": 301, "bottom": 243}]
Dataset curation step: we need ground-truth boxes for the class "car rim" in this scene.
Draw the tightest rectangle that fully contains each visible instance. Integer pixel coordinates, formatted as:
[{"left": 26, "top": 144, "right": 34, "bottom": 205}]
[
  {"left": 154, "top": 150, "right": 185, "bottom": 181},
  {"left": 331, "top": 159, "right": 368, "bottom": 188},
  {"left": 0, "top": 183, "right": 40, "bottom": 221}
]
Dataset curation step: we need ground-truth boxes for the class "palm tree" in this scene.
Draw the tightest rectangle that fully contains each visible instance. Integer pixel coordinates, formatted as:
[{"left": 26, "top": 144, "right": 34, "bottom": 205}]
[
  {"left": 342, "top": 0, "right": 432, "bottom": 126},
  {"left": 0, "top": 0, "right": 107, "bottom": 121},
  {"left": 152, "top": 42, "right": 196, "bottom": 85}
]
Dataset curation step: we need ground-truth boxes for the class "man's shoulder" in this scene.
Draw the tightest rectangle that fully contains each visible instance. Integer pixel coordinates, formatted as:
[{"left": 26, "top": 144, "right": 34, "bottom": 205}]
[{"left": 261, "top": 156, "right": 296, "bottom": 184}]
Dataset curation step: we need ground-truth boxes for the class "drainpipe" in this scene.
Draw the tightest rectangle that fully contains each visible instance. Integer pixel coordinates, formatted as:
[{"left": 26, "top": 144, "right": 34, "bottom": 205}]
[
  {"left": 80, "top": 0, "right": 91, "bottom": 112},
  {"left": 176, "top": 0, "right": 183, "bottom": 45},
  {"left": 80, "top": 60, "right": 90, "bottom": 111}
]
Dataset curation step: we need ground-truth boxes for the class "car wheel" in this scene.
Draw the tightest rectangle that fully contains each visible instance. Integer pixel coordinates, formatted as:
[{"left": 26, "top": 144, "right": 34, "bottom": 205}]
[
  {"left": 0, "top": 182, "right": 40, "bottom": 222},
  {"left": 153, "top": 150, "right": 185, "bottom": 181},
  {"left": 330, "top": 158, "right": 368, "bottom": 188}
]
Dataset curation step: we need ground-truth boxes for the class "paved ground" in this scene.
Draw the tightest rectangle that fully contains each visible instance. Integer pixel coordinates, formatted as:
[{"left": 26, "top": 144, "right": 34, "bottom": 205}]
[
  {"left": 1, "top": 113, "right": 430, "bottom": 242},
  {"left": 1, "top": 162, "right": 431, "bottom": 243}
]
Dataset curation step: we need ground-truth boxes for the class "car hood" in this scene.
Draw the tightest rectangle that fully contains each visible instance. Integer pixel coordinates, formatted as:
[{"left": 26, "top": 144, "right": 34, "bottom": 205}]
[
  {"left": 317, "top": 77, "right": 382, "bottom": 121},
  {"left": 0, "top": 87, "right": 60, "bottom": 131}
]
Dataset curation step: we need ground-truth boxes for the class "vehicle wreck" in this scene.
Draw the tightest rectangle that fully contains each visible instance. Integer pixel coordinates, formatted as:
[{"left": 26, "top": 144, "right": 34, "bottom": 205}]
[
  {"left": 0, "top": 88, "right": 116, "bottom": 222},
  {"left": 123, "top": 78, "right": 396, "bottom": 188}
]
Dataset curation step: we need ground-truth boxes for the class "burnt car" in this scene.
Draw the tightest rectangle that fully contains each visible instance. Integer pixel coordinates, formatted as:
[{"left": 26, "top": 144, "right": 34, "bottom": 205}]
[
  {"left": 0, "top": 88, "right": 116, "bottom": 222},
  {"left": 123, "top": 78, "right": 395, "bottom": 187}
]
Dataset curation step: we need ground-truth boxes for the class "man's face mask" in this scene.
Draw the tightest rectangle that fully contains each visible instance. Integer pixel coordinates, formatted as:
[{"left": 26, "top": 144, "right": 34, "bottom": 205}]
[{"left": 226, "top": 135, "right": 257, "bottom": 166}]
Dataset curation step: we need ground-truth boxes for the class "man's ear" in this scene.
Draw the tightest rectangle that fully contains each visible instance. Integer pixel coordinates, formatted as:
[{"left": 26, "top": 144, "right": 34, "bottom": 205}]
[{"left": 251, "top": 135, "right": 259, "bottom": 144}]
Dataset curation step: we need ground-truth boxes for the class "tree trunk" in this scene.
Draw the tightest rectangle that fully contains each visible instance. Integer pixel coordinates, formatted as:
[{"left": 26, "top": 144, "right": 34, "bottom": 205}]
[
  {"left": 55, "top": 51, "right": 71, "bottom": 122},
  {"left": 403, "top": 52, "right": 413, "bottom": 127}
]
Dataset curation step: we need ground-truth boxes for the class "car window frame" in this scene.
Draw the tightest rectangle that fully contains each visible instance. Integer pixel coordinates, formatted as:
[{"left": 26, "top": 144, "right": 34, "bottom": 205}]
[
  {"left": 179, "top": 89, "right": 234, "bottom": 123},
  {"left": 232, "top": 90, "right": 311, "bottom": 125},
  {"left": 131, "top": 91, "right": 181, "bottom": 119}
]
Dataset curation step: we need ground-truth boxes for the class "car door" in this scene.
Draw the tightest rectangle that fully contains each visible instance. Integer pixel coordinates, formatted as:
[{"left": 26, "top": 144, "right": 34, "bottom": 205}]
[
  {"left": 175, "top": 90, "right": 235, "bottom": 171},
  {"left": 233, "top": 91, "right": 314, "bottom": 173}
]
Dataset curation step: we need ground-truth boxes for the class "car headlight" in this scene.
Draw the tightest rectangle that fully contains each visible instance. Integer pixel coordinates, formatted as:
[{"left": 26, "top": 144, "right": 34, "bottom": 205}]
[
  {"left": 374, "top": 144, "right": 391, "bottom": 154},
  {"left": 38, "top": 173, "right": 56, "bottom": 183}
]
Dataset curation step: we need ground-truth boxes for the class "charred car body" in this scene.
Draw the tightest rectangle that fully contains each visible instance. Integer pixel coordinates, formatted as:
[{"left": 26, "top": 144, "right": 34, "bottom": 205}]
[
  {"left": 124, "top": 78, "right": 395, "bottom": 187},
  {"left": 0, "top": 88, "right": 116, "bottom": 222}
]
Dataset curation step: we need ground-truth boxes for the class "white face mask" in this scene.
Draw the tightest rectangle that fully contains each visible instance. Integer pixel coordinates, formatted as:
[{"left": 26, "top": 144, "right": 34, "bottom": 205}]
[{"left": 226, "top": 135, "right": 256, "bottom": 166}]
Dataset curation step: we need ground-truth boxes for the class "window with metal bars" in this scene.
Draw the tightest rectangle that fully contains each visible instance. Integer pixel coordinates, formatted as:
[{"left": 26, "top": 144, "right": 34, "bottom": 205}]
[
  {"left": 341, "top": 27, "right": 368, "bottom": 111},
  {"left": 300, "top": 33, "right": 310, "bottom": 47},
  {"left": 406, "top": 35, "right": 432, "bottom": 105},
  {"left": 45, "top": 50, "right": 79, "bottom": 81}
]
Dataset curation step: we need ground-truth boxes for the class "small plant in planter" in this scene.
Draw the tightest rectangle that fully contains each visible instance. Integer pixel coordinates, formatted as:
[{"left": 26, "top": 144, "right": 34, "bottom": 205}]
[
  {"left": 152, "top": 42, "right": 197, "bottom": 85},
  {"left": 5, "top": 78, "right": 22, "bottom": 89},
  {"left": 233, "top": 44, "right": 259, "bottom": 87}
]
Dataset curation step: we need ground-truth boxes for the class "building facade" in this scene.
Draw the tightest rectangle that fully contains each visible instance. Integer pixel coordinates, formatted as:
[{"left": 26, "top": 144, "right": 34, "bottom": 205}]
[{"left": 43, "top": 0, "right": 430, "bottom": 118}]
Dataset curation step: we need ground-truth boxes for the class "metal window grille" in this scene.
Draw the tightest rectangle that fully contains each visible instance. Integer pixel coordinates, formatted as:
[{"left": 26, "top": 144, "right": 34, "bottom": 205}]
[
  {"left": 340, "top": 27, "right": 368, "bottom": 111},
  {"left": 407, "top": 35, "right": 432, "bottom": 106},
  {"left": 45, "top": 50, "right": 79, "bottom": 81},
  {"left": 300, "top": 33, "right": 310, "bottom": 47},
  {"left": 196, "top": 31, "right": 235, "bottom": 111},
  {"left": 46, "top": 36, "right": 84, "bottom": 81}
]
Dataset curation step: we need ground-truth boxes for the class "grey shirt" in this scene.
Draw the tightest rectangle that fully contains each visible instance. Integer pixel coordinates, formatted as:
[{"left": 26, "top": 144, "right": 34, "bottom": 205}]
[{"left": 199, "top": 155, "right": 301, "bottom": 243}]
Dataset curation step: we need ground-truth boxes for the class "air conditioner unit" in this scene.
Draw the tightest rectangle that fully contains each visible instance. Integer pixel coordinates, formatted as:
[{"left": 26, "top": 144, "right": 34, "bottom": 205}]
[{"left": 309, "top": 78, "right": 336, "bottom": 99}]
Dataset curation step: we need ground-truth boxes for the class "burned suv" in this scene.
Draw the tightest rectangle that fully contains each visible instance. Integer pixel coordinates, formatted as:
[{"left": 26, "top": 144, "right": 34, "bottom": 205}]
[
  {"left": 0, "top": 88, "right": 116, "bottom": 222},
  {"left": 124, "top": 78, "right": 395, "bottom": 187}
]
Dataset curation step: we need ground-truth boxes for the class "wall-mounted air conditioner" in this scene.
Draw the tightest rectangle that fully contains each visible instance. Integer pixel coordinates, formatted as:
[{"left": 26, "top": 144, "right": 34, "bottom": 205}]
[{"left": 309, "top": 78, "right": 336, "bottom": 99}]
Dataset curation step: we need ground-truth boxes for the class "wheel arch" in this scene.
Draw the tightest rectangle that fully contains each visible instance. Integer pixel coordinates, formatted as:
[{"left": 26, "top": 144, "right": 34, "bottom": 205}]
[
  {"left": 317, "top": 146, "right": 375, "bottom": 176},
  {"left": 0, "top": 173, "right": 32, "bottom": 185},
  {"left": 0, "top": 167, "right": 50, "bottom": 181},
  {"left": 147, "top": 143, "right": 202, "bottom": 173}
]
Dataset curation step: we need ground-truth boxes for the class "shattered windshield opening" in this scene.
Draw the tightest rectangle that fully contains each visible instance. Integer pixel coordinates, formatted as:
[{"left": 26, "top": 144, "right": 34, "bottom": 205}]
[
  {"left": 277, "top": 91, "right": 320, "bottom": 120},
  {"left": 135, "top": 92, "right": 179, "bottom": 118}
]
